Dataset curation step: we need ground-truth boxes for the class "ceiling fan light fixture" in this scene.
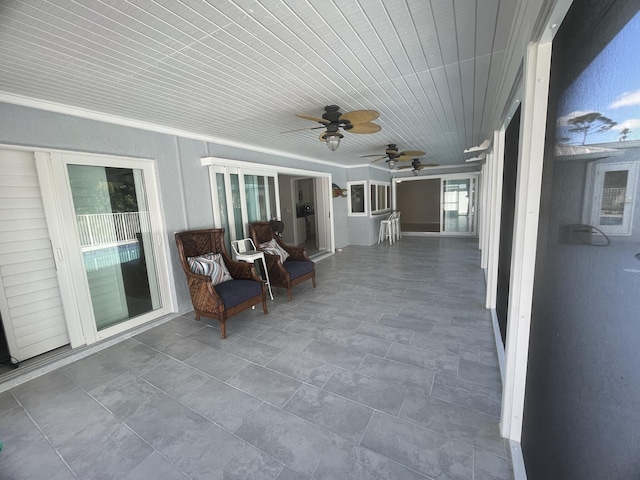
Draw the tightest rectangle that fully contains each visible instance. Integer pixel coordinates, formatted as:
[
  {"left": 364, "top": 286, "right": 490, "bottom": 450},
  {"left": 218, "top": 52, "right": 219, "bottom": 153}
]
[
  {"left": 412, "top": 168, "right": 420, "bottom": 176},
  {"left": 325, "top": 132, "right": 342, "bottom": 151},
  {"left": 387, "top": 159, "right": 396, "bottom": 169}
]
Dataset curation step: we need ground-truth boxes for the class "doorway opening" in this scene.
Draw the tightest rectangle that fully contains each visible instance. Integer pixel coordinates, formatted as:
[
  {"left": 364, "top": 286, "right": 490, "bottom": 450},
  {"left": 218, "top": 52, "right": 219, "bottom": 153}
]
[{"left": 205, "top": 158, "right": 334, "bottom": 259}]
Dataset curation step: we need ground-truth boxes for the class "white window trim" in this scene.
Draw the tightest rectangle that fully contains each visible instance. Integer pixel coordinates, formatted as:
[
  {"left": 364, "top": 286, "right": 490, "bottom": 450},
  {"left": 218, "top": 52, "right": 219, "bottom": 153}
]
[
  {"left": 347, "top": 181, "right": 368, "bottom": 217},
  {"left": 369, "top": 180, "right": 392, "bottom": 216}
]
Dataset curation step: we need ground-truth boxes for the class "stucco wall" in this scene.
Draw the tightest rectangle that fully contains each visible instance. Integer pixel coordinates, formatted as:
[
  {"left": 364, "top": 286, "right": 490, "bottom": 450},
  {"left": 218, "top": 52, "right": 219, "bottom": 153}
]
[{"left": 0, "top": 102, "right": 365, "bottom": 313}]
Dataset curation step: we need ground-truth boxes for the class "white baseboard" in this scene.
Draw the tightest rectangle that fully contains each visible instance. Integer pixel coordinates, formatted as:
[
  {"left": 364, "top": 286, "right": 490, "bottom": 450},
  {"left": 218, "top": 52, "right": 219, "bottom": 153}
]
[
  {"left": 490, "top": 307, "right": 506, "bottom": 384},
  {"left": 510, "top": 440, "right": 528, "bottom": 480}
]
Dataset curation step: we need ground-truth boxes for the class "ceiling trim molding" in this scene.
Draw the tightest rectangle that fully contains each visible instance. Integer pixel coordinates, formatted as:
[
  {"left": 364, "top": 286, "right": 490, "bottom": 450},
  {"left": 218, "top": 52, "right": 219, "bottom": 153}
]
[{"left": 0, "top": 92, "right": 348, "bottom": 170}]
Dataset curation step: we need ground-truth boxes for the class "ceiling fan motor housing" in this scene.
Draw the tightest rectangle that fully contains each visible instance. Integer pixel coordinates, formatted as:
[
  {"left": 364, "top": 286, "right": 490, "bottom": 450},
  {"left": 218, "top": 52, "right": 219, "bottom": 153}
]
[{"left": 322, "top": 105, "right": 347, "bottom": 124}]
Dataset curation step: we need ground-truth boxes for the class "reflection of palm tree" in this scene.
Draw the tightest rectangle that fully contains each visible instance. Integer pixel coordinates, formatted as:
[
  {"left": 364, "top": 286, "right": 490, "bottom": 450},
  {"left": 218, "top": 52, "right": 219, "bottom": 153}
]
[
  {"left": 619, "top": 127, "right": 630, "bottom": 141},
  {"left": 567, "top": 112, "right": 617, "bottom": 144}
]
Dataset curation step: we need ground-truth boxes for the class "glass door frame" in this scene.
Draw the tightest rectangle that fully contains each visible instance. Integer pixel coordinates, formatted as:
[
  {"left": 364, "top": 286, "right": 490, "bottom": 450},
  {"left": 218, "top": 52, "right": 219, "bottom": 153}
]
[
  {"left": 204, "top": 157, "right": 335, "bottom": 256},
  {"left": 37, "top": 151, "right": 174, "bottom": 345},
  {"left": 210, "top": 164, "right": 281, "bottom": 246},
  {"left": 392, "top": 172, "right": 479, "bottom": 236}
]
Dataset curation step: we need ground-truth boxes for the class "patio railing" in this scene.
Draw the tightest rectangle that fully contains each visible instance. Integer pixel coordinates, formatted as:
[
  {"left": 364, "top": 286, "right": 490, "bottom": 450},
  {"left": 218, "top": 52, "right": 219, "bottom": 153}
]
[{"left": 76, "top": 212, "right": 150, "bottom": 248}]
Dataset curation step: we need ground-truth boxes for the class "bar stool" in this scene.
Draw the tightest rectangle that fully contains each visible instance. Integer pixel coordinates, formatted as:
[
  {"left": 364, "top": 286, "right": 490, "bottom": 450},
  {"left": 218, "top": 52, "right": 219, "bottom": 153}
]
[
  {"left": 231, "top": 238, "right": 274, "bottom": 300},
  {"left": 378, "top": 212, "right": 396, "bottom": 245},
  {"left": 393, "top": 211, "right": 402, "bottom": 241}
]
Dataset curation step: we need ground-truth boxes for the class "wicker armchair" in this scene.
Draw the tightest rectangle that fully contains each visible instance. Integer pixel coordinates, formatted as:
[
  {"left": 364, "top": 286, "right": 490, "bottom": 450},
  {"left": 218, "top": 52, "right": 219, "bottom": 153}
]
[
  {"left": 175, "top": 228, "right": 268, "bottom": 338},
  {"left": 249, "top": 221, "right": 316, "bottom": 301}
]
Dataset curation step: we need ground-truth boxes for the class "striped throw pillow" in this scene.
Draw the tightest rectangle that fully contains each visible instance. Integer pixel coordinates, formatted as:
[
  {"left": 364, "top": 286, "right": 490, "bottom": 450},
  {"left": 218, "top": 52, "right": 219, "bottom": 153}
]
[
  {"left": 187, "top": 253, "right": 233, "bottom": 285},
  {"left": 259, "top": 238, "right": 290, "bottom": 263}
]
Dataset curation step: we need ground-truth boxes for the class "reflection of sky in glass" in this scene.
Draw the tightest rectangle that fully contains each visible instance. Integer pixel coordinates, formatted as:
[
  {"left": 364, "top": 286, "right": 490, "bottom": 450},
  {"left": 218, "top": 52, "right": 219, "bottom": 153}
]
[{"left": 557, "top": 11, "right": 640, "bottom": 145}]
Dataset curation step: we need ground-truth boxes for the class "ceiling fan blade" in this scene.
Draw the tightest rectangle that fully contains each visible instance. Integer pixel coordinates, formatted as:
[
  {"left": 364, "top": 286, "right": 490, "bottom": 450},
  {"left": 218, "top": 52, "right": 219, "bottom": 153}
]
[
  {"left": 340, "top": 109, "right": 379, "bottom": 124},
  {"left": 296, "top": 114, "right": 330, "bottom": 124},
  {"left": 394, "top": 155, "right": 413, "bottom": 162},
  {"left": 281, "top": 126, "right": 324, "bottom": 133},
  {"left": 401, "top": 150, "right": 426, "bottom": 157},
  {"left": 396, "top": 164, "right": 414, "bottom": 170},
  {"left": 346, "top": 122, "right": 381, "bottom": 134},
  {"left": 370, "top": 156, "right": 388, "bottom": 163}
]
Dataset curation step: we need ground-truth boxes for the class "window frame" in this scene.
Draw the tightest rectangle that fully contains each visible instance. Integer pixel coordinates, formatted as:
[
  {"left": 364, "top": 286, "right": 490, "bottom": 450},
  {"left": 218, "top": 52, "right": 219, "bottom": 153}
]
[
  {"left": 583, "top": 160, "right": 639, "bottom": 235},
  {"left": 347, "top": 180, "right": 368, "bottom": 216},
  {"left": 369, "top": 180, "right": 392, "bottom": 216}
]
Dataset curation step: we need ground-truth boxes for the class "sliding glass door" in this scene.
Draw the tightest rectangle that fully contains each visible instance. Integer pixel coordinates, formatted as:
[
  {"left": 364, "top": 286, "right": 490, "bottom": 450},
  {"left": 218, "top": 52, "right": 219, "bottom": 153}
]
[
  {"left": 211, "top": 166, "right": 280, "bottom": 248},
  {"left": 442, "top": 177, "right": 476, "bottom": 234},
  {"left": 38, "top": 152, "right": 172, "bottom": 345},
  {"left": 67, "top": 165, "right": 161, "bottom": 331}
]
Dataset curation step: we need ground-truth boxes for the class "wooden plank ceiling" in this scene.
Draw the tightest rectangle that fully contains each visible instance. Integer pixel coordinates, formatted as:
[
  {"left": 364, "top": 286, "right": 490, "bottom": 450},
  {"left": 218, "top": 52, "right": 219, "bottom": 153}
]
[{"left": 0, "top": 0, "right": 521, "bottom": 169}]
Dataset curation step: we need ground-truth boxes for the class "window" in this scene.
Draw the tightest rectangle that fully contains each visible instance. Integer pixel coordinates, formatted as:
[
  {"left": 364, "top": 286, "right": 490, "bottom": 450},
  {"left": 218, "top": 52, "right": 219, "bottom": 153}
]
[
  {"left": 370, "top": 181, "right": 391, "bottom": 215},
  {"left": 584, "top": 161, "right": 639, "bottom": 235},
  {"left": 347, "top": 181, "right": 367, "bottom": 216}
]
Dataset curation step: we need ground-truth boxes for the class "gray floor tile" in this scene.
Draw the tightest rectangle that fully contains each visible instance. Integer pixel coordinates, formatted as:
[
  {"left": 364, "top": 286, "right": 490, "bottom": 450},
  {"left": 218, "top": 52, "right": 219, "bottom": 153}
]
[
  {"left": 0, "top": 389, "right": 18, "bottom": 413},
  {"left": 62, "top": 353, "right": 129, "bottom": 391},
  {"left": 355, "top": 299, "right": 402, "bottom": 316},
  {"left": 141, "top": 357, "right": 210, "bottom": 398},
  {"left": 314, "top": 436, "right": 429, "bottom": 480},
  {"left": 123, "top": 393, "right": 212, "bottom": 455},
  {"left": 266, "top": 351, "right": 336, "bottom": 388},
  {"left": 146, "top": 332, "right": 216, "bottom": 361},
  {"left": 386, "top": 342, "right": 459, "bottom": 375},
  {"left": 458, "top": 357, "right": 502, "bottom": 388},
  {"left": 283, "top": 384, "right": 373, "bottom": 443},
  {"left": 411, "top": 331, "right": 477, "bottom": 356},
  {"left": 308, "top": 312, "right": 363, "bottom": 331},
  {"left": 357, "top": 354, "right": 434, "bottom": 389},
  {"left": 227, "top": 363, "right": 301, "bottom": 407},
  {"left": 253, "top": 328, "right": 314, "bottom": 353},
  {"left": 323, "top": 369, "right": 406, "bottom": 416},
  {"left": 166, "top": 423, "right": 283, "bottom": 480},
  {"left": 361, "top": 411, "right": 474, "bottom": 480},
  {"left": 99, "top": 338, "right": 173, "bottom": 375},
  {"left": 330, "top": 305, "right": 383, "bottom": 324},
  {"left": 432, "top": 373, "right": 502, "bottom": 417},
  {"left": 184, "top": 348, "right": 250, "bottom": 381},
  {"left": 474, "top": 448, "right": 515, "bottom": 480},
  {"left": 378, "top": 314, "right": 435, "bottom": 333},
  {"left": 122, "top": 452, "right": 189, "bottom": 480},
  {"left": 0, "top": 406, "right": 77, "bottom": 480},
  {"left": 235, "top": 402, "right": 334, "bottom": 477},
  {"left": 311, "top": 328, "right": 392, "bottom": 356},
  {"left": 0, "top": 238, "right": 509, "bottom": 479},
  {"left": 400, "top": 386, "right": 507, "bottom": 456},
  {"left": 186, "top": 325, "right": 238, "bottom": 349},
  {"left": 25, "top": 387, "right": 153, "bottom": 478},
  {"left": 177, "top": 376, "right": 262, "bottom": 431},
  {"left": 300, "top": 340, "right": 366, "bottom": 370},
  {"left": 9, "top": 369, "right": 77, "bottom": 410},
  {"left": 90, "top": 371, "right": 165, "bottom": 420},
  {"left": 276, "top": 467, "right": 310, "bottom": 480},
  {"left": 355, "top": 322, "right": 415, "bottom": 344},
  {"left": 222, "top": 335, "right": 282, "bottom": 365},
  {"left": 224, "top": 318, "right": 270, "bottom": 339}
]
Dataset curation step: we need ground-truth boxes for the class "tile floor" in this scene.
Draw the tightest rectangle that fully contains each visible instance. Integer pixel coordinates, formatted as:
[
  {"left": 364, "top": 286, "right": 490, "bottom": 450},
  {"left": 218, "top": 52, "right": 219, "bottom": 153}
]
[{"left": 0, "top": 237, "right": 513, "bottom": 480}]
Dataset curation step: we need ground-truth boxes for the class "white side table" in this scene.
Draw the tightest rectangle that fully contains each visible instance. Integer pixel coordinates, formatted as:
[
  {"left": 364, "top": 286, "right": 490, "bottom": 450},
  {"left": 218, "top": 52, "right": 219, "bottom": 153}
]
[{"left": 234, "top": 249, "right": 273, "bottom": 300}]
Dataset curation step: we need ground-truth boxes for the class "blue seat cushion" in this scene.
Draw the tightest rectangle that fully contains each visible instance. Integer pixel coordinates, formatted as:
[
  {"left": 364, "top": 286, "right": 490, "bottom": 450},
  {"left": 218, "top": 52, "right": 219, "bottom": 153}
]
[
  {"left": 214, "top": 279, "right": 262, "bottom": 308},
  {"left": 283, "top": 260, "right": 314, "bottom": 280}
]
